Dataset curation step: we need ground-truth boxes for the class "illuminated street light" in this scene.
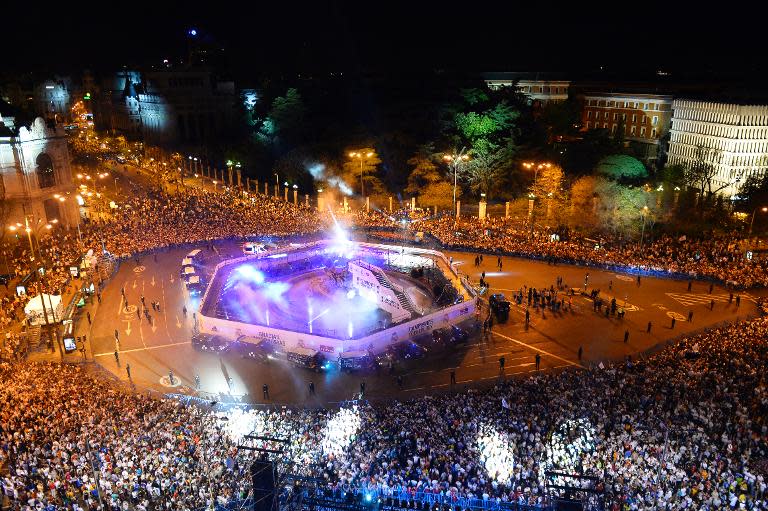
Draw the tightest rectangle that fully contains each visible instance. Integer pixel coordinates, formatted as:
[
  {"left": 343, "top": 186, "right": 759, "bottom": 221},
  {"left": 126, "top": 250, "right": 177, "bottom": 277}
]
[
  {"left": 443, "top": 149, "right": 471, "bottom": 215},
  {"left": 749, "top": 206, "right": 768, "bottom": 235},
  {"left": 349, "top": 151, "right": 374, "bottom": 198}
]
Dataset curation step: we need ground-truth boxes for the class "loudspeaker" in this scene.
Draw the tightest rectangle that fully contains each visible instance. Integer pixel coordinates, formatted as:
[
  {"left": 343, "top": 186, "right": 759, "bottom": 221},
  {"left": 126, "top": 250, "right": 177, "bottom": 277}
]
[
  {"left": 251, "top": 460, "right": 277, "bottom": 511},
  {"left": 553, "top": 499, "right": 583, "bottom": 511}
]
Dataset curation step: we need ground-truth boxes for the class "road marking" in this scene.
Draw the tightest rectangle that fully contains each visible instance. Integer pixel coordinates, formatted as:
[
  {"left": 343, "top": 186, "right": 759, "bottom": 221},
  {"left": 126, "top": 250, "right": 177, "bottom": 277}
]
[
  {"left": 93, "top": 340, "right": 188, "bottom": 356},
  {"left": 133, "top": 266, "right": 145, "bottom": 273},
  {"left": 175, "top": 315, "right": 182, "bottom": 328},
  {"left": 489, "top": 331, "right": 584, "bottom": 368},
  {"left": 151, "top": 276, "right": 156, "bottom": 287},
  {"left": 132, "top": 279, "right": 137, "bottom": 289},
  {"left": 666, "top": 292, "right": 731, "bottom": 307},
  {"left": 667, "top": 311, "right": 687, "bottom": 321},
  {"left": 615, "top": 274, "right": 634, "bottom": 282},
  {"left": 123, "top": 319, "right": 132, "bottom": 336}
]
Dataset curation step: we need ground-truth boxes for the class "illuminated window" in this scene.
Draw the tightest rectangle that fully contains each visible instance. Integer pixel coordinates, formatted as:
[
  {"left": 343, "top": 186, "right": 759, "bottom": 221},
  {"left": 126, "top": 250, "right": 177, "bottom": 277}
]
[
  {"left": 652, "top": 116, "right": 658, "bottom": 125},
  {"left": 35, "top": 153, "right": 56, "bottom": 189}
]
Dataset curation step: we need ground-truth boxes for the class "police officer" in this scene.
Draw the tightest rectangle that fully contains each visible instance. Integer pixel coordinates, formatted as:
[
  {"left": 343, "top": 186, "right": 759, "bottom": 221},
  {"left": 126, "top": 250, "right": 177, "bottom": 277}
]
[
  {"left": 309, "top": 382, "right": 315, "bottom": 395},
  {"left": 263, "top": 384, "right": 269, "bottom": 400}
]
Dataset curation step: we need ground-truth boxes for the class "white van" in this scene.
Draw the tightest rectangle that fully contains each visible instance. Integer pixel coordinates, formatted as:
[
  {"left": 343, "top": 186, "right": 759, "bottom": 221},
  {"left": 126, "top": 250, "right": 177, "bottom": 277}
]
[{"left": 242, "top": 242, "right": 266, "bottom": 255}]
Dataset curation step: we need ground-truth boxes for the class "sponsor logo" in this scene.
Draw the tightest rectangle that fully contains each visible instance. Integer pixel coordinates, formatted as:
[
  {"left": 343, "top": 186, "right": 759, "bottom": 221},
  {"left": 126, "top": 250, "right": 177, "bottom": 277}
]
[
  {"left": 319, "top": 345, "right": 335, "bottom": 353},
  {"left": 409, "top": 318, "right": 434, "bottom": 336}
]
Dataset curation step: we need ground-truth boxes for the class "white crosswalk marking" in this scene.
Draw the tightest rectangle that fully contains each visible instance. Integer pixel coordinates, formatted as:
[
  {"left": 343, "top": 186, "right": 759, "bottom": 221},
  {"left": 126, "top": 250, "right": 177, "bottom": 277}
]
[{"left": 666, "top": 293, "right": 731, "bottom": 307}]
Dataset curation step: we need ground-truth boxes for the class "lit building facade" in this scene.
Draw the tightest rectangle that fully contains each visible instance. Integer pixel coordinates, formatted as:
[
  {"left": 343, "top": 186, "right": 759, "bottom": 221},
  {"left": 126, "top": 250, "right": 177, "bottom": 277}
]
[
  {"left": 33, "top": 78, "right": 72, "bottom": 123},
  {"left": 667, "top": 100, "right": 768, "bottom": 197},
  {"left": 93, "top": 69, "right": 236, "bottom": 147},
  {"left": 0, "top": 116, "right": 79, "bottom": 229},
  {"left": 581, "top": 92, "right": 673, "bottom": 165},
  {"left": 483, "top": 73, "right": 570, "bottom": 105}
]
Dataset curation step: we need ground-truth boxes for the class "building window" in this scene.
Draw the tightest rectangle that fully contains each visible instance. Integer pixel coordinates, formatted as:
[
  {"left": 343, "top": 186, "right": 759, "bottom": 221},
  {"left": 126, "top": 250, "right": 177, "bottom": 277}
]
[
  {"left": 604, "top": 112, "right": 609, "bottom": 119},
  {"left": 631, "top": 126, "right": 636, "bottom": 136},
  {"left": 650, "top": 103, "right": 655, "bottom": 110},
  {"left": 614, "top": 113, "right": 618, "bottom": 121},
  {"left": 652, "top": 116, "right": 658, "bottom": 125},
  {"left": 35, "top": 153, "right": 56, "bottom": 189},
  {"left": 622, "top": 113, "right": 626, "bottom": 120},
  {"left": 632, "top": 114, "right": 637, "bottom": 123},
  {"left": 586, "top": 121, "right": 590, "bottom": 129},
  {"left": 641, "top": 127, "right": 646, "bottom": 137},
  {"left": 643, "top": 103, "right": 648, "bottom": 110},
  {"left": 611, "top": 124, "right": 617, "bottom": 134},
  {"left": 603, "top": 123, "right": 607, "bottom": 129},
  {"left": 652, "top": 128, "right": 657, "bottom": 137},
  {"left": 587, "top": 111, "right": 592, "bottom": 119}
]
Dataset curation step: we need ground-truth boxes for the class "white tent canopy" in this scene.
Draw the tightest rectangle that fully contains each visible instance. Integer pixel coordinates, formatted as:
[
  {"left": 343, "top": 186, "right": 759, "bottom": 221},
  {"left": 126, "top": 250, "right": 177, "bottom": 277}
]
[{"left": 24, "top": 294, "right": 64, "bottom": 325}]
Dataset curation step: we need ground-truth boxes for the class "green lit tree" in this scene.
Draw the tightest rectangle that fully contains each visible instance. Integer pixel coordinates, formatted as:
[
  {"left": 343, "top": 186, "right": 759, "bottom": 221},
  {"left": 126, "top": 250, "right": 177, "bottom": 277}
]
[{"left": 595, "top": 155, "right": 648, "bottom": 183}]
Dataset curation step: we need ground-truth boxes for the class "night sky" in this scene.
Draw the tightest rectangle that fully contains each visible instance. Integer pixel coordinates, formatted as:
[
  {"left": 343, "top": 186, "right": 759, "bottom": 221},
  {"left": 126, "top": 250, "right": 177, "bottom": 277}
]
[{"left": 4, "top": 2, "right": 765, "bottom": 81}]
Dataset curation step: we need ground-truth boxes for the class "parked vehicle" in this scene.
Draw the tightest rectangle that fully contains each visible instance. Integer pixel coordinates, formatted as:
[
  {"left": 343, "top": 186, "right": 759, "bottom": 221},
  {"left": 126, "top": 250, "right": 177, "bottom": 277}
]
[
  {"left": 339, "top": 350, "right": 378, "bottom": 372},
  {"left": 375, "top": 341, "right": 428, "bottom": 366},
  {"left": 185, "top": 275, "right": 205, "bottom": 297},
  {"left": 287, "top": 347, "right": 324, "bottom": 371},
  {"left": 191, "top": 333, "right": 229, "bottom": 353},
  {"left": 242, "top": 242, "right": 266, "bottom": 255},
  {"left": 432, "top": 325, "right": 470, "bottom": 346},
  {"left": 228, "top": 336, "right": 278, "bottom": 361},
  {"left": 489, "top": 293, "right": 511, "bottom": 321}
]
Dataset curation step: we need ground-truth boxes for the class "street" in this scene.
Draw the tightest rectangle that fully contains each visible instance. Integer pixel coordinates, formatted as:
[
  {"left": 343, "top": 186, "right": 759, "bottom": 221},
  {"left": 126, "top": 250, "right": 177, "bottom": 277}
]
[{"left": 84, "top": 239, "right": 757, "bottom": 405}]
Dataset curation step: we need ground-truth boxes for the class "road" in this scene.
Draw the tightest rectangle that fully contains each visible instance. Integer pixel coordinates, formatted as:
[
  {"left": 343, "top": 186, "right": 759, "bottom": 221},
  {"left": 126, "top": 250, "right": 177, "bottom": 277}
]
[{"left": 85, "top": 238, "right": 758, "bottom": 405}]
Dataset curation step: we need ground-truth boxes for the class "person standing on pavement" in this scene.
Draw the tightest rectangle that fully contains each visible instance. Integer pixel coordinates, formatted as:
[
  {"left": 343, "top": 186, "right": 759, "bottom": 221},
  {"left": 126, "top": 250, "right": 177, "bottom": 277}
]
[
  {"left": 309, "top": 381, "right": 315, "bottom": 395},
  {"left": 578, "top": 346, "right": 583, "bottom": 361},
  {"left": 263, "top": 384, "right": 269, "bottom": 400},
  {"left": 624, "top": 330, "right": 629, "bottom": 343},
  {"left": 688, "top": 310, "right": 694, "bottom": 322},
  {"left": 114, "top": 350, "right": 119, "bottom": 364},
  {"left": 647, "top": 321, "right": 652, "bottom": 333},
  {"left": 535, "top": 353, "right": 541, "bottom": 370},
  {"left": 126, "top": 364, "right": 131, "bottom": 379},
  {"left": 87, "top": 311, "right": 91, "bottom": 325}
]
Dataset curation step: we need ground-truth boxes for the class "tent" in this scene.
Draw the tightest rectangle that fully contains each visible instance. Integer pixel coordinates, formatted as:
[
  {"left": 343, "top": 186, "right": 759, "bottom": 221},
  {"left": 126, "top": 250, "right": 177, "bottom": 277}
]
[{"left": 24, "top": 294, "right": 64, "bottom": 325}]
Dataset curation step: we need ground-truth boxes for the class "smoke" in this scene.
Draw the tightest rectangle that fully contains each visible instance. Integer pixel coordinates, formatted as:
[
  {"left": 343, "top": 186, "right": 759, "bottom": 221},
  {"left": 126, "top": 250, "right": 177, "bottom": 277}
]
[{"left": 306, "top": 162, "right": 353, "bottom": 196}]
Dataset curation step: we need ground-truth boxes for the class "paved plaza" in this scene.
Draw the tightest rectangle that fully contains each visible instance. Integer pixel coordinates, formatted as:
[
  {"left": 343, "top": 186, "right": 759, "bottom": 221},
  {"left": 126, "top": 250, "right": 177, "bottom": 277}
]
[{"left": 82, "top": 238, "right": 758, "bottom": 405}]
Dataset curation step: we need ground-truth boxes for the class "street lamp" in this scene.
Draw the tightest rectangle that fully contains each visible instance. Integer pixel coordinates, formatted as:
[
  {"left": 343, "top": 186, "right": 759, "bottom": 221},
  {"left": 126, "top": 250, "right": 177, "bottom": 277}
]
[
  {"left": 349, "top": 151, "right": 374, "bottom": 198},
  {"left": 639, "top": 206, "right": 649, "bottom": 254},
  {"left": 443, "top": 149, "right": 470, "bottom": 216},
  {"left": 749, "top": 206, "right": 768, "bottom": 235}
]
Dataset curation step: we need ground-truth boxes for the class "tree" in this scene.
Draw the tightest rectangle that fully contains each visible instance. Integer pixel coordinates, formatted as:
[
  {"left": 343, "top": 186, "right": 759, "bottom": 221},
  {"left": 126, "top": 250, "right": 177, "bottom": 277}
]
[
  {"left": 455, "top": 102, "right": 519, "bottom": 155},
  {"left": 680, "top": 145, "right": 745, "bottom": 204},
  {"left": 462, "top": 142, "right": 517, "bottom": 199},
  {"left": 568, "top": 175, "right": 601, "bottom": 232},
  {"left": 738, "top": 174, "right": 768, "bottom": 213},
  {"left": 595, "top": 155, "right": 648, "bottom": 183},
  {"left": 612, "top": 116, "right": 625, "bottom": 148},
  {"left": 268, "top": 88, "right": 306, "bottom": 146},
  {"left": 341, "top": 148, "right": 383, "bottom": 197}
]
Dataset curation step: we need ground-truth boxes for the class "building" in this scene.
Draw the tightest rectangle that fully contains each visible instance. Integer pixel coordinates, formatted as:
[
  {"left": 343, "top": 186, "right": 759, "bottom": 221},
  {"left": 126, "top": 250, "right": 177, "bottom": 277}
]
[
  {"left": 93, "top": 68, "right": 236, "bottom": 147},
  {"left": 667, "top": 99, "right": 768, "bottom": 197},
  {"left": 483, "top": 72, "right": 570, "bottom": 105},
  {"left": 33, "top": 78, "right": 72, "bottom": 123},
  {"left": 581, "top": 92, "right": 673, "bottom": 166},
  {"left": 0, "top": 114, "right": 79, "bottom": 230}
]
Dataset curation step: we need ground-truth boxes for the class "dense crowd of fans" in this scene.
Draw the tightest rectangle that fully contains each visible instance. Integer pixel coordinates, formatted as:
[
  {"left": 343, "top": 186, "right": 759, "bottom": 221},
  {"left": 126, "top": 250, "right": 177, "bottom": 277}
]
[
  {"left": 2, "top": 186, "right": 767, "bottom": 348},
  {"left": 2, "top": 317, "right": 767, "bottom": 510}
]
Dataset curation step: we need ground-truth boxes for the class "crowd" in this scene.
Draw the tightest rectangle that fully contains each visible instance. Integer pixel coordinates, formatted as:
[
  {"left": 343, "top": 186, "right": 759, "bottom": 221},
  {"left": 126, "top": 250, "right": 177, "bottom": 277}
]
[
  {"left": 2, "top": 317, "right": 767, "bottom": 510},
  {"left": 409, "top": 215, "right": 768, "bottom": 288}
]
